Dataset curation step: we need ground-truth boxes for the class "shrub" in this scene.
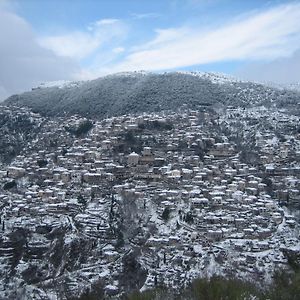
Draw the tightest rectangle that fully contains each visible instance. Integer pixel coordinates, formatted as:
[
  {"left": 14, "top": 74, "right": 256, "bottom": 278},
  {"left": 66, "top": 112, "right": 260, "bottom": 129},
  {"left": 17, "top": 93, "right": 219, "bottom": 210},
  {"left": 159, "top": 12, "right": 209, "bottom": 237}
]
[
  {"left": 3, "top": 180, "right": 16, "bottom": 190},
  {"left": 37, "top": 159, "right": 48, "bottom": 167},
  {"left": 66, "top": 120, "right": 93, "bottom": 137},
  {"left": 77, "top": 194, "right": 87, "bottom": 208},
  {"left": 189, "top": 276, "right": 260, "bottom": 300},
  {"left": 162, "top": 207, "right": 170, "bottom": 222}
]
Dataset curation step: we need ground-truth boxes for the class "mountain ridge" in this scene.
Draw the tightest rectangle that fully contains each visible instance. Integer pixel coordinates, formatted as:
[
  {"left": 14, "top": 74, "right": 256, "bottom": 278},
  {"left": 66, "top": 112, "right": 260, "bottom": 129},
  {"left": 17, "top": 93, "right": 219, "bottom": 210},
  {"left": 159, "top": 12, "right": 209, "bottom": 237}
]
[{"left": 4, "top": 71, "right": 300, "bottom": 118}]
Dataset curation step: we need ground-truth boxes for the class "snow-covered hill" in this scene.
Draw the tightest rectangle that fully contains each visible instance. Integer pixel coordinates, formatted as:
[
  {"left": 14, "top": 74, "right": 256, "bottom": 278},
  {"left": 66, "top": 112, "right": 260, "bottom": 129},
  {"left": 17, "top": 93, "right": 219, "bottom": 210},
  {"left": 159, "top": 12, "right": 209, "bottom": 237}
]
[{"left": 4, "top": 71, "right": 300, "bottom": 118}]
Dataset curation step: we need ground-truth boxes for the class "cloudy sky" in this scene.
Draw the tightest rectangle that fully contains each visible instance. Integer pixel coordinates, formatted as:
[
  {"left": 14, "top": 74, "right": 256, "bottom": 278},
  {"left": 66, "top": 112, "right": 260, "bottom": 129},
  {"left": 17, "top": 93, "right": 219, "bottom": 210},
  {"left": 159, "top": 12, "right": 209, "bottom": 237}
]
[{"left": 1, "top": 0, "right": 300, "bottom": 100}]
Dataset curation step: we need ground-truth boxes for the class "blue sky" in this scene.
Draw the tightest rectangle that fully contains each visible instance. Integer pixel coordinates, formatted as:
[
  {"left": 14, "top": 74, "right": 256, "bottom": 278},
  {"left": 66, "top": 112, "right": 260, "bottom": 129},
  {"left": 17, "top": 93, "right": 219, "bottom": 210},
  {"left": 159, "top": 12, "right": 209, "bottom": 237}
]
[
  {"left": 0, "top": 0, "right": 300, "bottom": 98},
  {"left": 13, "top": 0, "right": 287, "bottom": 74}
]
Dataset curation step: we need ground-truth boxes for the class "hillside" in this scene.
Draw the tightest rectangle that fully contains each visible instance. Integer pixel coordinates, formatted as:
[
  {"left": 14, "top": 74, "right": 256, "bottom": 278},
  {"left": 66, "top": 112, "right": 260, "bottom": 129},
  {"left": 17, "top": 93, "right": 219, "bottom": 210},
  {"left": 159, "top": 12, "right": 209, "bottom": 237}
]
[
  {"left": 0, "top": 106, "right": 44, "bottom": 164},
  {"left": 0, "top": 106, "right": 299, "bottom": 299},
  {"left": 4, "top": 72, "right": 300, "bottom": 117}
]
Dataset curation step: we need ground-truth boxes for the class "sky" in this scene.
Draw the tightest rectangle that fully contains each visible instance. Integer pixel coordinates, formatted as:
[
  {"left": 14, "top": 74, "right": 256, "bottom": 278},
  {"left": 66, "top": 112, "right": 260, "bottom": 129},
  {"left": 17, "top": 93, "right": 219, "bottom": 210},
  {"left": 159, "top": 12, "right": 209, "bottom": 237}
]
[{"left": 1, "top": 0, "right": 300, "bottom": 100}]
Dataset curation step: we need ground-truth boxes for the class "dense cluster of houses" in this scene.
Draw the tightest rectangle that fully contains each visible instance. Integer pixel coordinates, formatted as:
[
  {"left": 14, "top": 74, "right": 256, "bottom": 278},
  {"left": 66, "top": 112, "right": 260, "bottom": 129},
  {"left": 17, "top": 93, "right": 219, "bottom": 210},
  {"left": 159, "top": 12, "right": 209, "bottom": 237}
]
[{"left": 0, "top": 106, "right": 299, "bottom": 299}]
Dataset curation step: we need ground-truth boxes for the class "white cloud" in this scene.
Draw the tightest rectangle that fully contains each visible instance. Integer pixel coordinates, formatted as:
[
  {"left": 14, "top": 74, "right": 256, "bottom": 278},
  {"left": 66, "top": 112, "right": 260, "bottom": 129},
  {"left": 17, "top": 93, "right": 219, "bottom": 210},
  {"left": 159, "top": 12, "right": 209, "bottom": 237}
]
[
  {"left": 0, "top": 85, "right": 9, "bottom": 101},
  {"left": 39, "top": 18, "right": 128, "bottom": 59},
  {"left": 106, "top": 3, "right": 300, "bottom": 73},
  {"left": 39, "top": 32, "right": 101, "bottom": 59},
  {"left": 132, "top": 27, "right": 188, "bottom": 52},
  {"left": 131, "top": 12, "right": 161, "bottom": 19},
  {"left": 237, "top": 49, "right": 300, "bottom": 84},
  {"left": 113, "top": 47, "right": 125, "bottom": 54},
  {"left": 95, "top": 18, "right": 120, "bottom": 25},
  {"left": 0, "top": 6, "right": 79, "bottom": 100}
]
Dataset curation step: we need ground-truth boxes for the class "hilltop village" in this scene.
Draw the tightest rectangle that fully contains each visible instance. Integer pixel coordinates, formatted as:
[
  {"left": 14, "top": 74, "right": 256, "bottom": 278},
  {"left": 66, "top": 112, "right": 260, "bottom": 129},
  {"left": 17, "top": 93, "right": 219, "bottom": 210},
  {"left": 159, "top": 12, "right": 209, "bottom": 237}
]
[{"left": 0, "top": 105, "right": 299, "bottom": 299}]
